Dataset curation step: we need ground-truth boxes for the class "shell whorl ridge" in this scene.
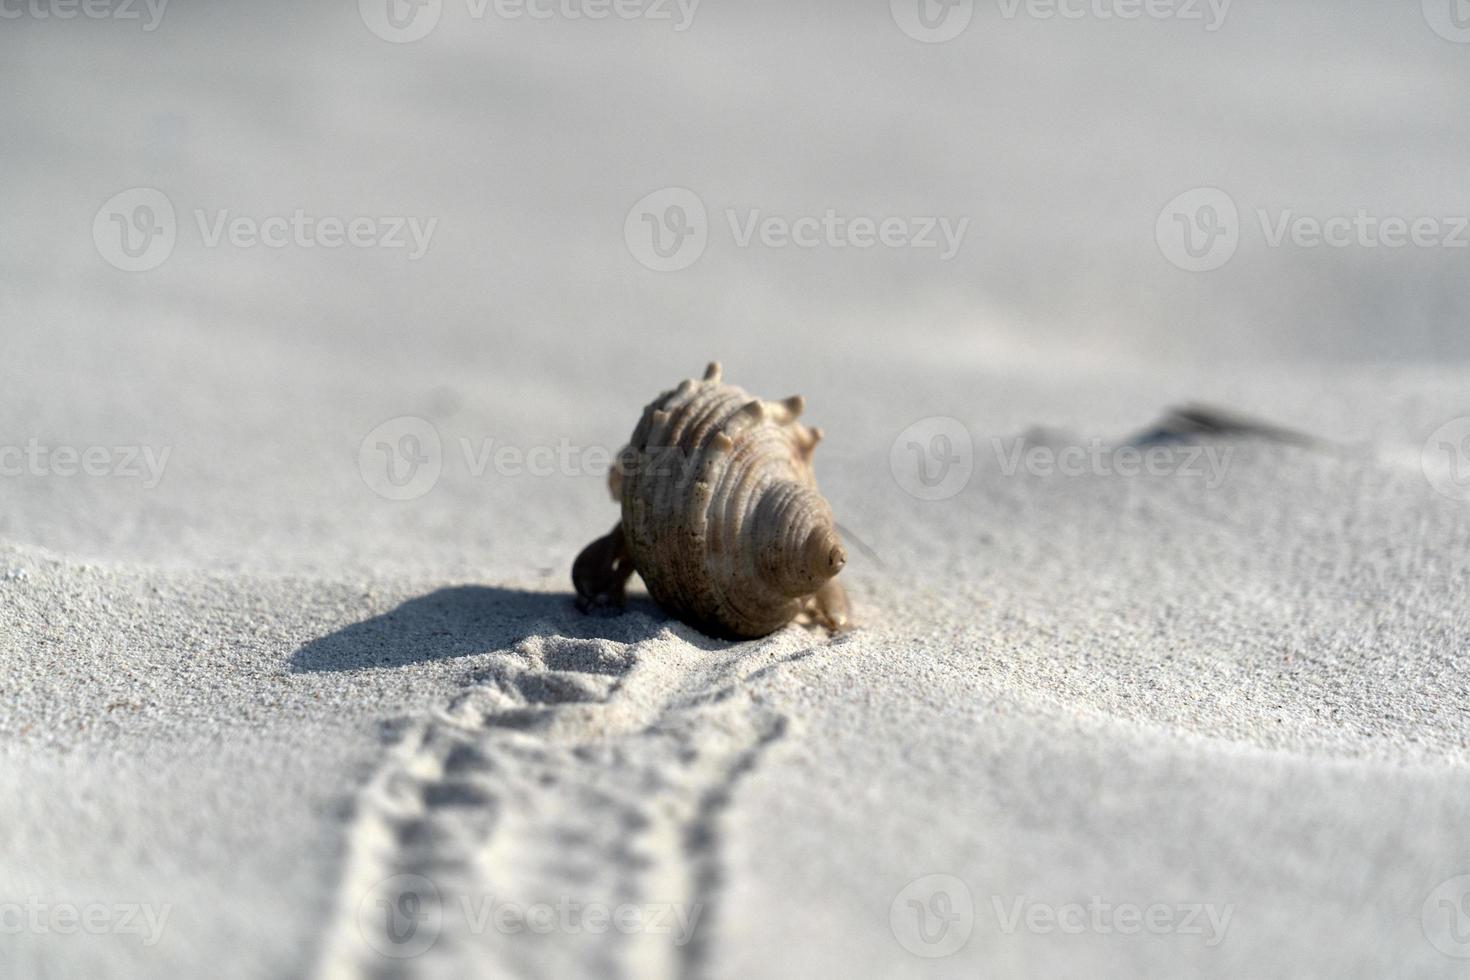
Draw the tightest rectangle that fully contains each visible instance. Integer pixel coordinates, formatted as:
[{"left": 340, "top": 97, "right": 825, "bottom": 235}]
[{"left": 613, "top": 362, "right": 846, "bottom": 639}]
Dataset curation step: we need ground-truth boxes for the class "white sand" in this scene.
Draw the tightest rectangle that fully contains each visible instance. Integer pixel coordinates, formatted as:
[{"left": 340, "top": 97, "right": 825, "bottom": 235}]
[{"left": 4, "top": 3, "right": 1470, "bottom": 977}]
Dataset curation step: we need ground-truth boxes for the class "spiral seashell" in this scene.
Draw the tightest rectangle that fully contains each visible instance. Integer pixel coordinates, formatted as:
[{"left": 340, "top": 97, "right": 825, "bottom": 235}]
[{"left": 573, "top": 362, "right": 849, "bottom": 639}]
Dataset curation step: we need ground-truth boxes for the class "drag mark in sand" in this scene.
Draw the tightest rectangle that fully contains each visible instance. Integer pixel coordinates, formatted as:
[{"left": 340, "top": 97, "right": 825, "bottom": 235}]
[{"left": 312, "top": 628, "right": 812, "bottom": 980}]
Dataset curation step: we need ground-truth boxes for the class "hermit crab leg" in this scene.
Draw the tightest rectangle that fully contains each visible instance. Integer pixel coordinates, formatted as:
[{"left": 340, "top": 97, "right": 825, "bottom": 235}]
[
  {"left": 807, "top": 579, "right": 851, "bottom": 632},
  {"left": 572, "top": 522, "right": 635, "bottom": 612}
]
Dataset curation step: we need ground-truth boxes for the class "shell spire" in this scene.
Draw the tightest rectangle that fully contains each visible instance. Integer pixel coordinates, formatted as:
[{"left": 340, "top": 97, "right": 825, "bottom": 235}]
[{"left": 751, "top": 482, "right": 846, "bottom": 598}]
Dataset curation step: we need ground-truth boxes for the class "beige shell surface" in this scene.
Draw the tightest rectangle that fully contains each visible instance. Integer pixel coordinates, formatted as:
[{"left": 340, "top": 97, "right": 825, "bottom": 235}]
[{"left": 573, "top": 362, "right": 848, "bottom": 639}]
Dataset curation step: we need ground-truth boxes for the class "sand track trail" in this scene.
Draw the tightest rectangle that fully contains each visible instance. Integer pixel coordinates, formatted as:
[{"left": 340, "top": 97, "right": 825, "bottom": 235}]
[{"left": 313, "top": 626, "right": 824, "bottom": 980}]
